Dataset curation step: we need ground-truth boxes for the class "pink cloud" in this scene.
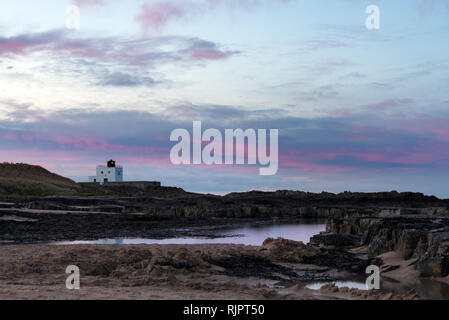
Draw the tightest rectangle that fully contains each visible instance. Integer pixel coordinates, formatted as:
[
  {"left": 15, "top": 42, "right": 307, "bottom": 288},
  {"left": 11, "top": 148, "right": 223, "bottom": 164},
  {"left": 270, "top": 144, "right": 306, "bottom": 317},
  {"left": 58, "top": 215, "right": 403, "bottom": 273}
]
[
  {"left": 135, "top": 2, "right": 185, "bottom": 33},
  {"left": 190, "top": 49, "right": 229, "bottom": 60},
  {"left": 0, "top": 31, "right": 60, "bottom": 57},
  {"left": 0, "top": 30, "right": 236, "bottom": 65},
  {"left": 48, "top": 133, "right": 171, "bottom": 155},
  {"left": 363, "top": 98, "right": 413, "bottom": 111},
  {"left": 278, "top": 149, "right": 356, "bottom": 173},
  {"left": 1, "top": 133, "right": 18, "bottom": 141},
  {"left": 399, "top": 117, "right": 449, "bottom": 142},
  {"left": 134, "top": 0, "right": 291, "bottom": 32},
  {"left": 0, "top": 40, "right": 27, "bottom": 55}
]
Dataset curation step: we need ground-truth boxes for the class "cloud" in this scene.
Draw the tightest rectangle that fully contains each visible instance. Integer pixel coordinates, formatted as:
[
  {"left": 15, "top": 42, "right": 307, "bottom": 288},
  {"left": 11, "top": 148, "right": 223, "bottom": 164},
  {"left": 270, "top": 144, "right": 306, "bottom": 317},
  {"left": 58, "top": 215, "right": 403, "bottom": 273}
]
[
  {"left": 0, "top": 99, "right": 44, "bottom": 122},
  {"left": 181, "top": 38, "right": 239, "bottom": 61},
  {"left": 363, "top": 98, "right": 414, "bottom": 111},
  {"left": 135, "top": 0, "right": 292, "bottom": 33},
  {"left": 418, "top": 0, "right": 449, "bottom": 16},
  {"left": 98, "top": 72, "right": 156, "bottom": 87},
  {"left": 0, "top": 30, "right": 237, "bottom": 86},
  {"left": 135, "top": 2, "right": 185, "bottom": 32},
  {"left": 1, "top": 97, "right": 449, "bottom": 196},
  {"left": 0, "top": 30, "right": 237, "bottom": 65},
  {"left": 1, "top": 98, "right": 449, "bottom": 177},
  {"left": 0, "top": 30, "right": 61, "bottom": 57},
  {"left": 72, "top": 0, "right": 106, "bottom": 8},
  {"left": 340, "top": 72, "right": 365, "bottom": 80},
  {"left": 320, "top": 155, "right": 427, "bottom": 169}
]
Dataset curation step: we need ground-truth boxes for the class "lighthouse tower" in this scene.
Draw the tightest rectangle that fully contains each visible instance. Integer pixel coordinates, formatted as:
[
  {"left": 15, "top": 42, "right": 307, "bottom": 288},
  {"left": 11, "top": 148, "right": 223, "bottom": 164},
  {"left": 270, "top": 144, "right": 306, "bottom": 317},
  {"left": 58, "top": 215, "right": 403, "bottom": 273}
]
[{"left": 89, "top": 160, "right": 123, "bottom": 184}]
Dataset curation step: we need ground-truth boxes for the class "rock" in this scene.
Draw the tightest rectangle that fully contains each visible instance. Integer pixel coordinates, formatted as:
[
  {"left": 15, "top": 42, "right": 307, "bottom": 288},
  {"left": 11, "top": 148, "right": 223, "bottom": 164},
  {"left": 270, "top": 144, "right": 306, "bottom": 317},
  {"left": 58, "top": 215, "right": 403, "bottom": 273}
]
[
  {"left": 259, "top": 238, "right": 381, "bottom": 274},
  {"left": 329, "top": 214, "right": 449, "bottom": 277},
  {"left": 381, "top": 265, "right": 400, "bottom": 273},
  {"left": 381, "top": 292, "right": 393, "bottom": 300},
  {"left": 398, "top": 229, "right": 425, "bottom": 259},
  {"left": 258, "top": 237, "right": 320, "bottom": 262},
  {"left": 309, "top": 233, "right": 361, "bottom": 247},
  {"left": 416, "top": 254, "right": 449, "bottom": 277},
  {"left": 367, "top": 228, "right": 394, "bottom": 257}
]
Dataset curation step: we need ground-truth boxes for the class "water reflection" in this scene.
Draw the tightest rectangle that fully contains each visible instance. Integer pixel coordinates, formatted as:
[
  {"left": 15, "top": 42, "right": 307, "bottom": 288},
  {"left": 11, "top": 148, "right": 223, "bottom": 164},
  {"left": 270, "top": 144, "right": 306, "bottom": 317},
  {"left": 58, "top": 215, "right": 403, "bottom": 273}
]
[
  {"left": 57, "top": 221, "right": 326, "bottom": 246},
  {"left": 306, "top": 278, "right": 449, "bottom": 299},
  {"left": 0, "top": 215, "right": 37, "bottom": 222}
]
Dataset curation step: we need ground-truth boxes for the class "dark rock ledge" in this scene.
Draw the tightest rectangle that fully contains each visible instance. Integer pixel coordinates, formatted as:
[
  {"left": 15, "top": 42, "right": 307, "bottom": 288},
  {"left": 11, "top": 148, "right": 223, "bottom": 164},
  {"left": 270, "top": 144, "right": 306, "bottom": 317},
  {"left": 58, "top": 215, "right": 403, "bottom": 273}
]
[{"left": 325, "top": 215, "right": 449, "bottom": 277}]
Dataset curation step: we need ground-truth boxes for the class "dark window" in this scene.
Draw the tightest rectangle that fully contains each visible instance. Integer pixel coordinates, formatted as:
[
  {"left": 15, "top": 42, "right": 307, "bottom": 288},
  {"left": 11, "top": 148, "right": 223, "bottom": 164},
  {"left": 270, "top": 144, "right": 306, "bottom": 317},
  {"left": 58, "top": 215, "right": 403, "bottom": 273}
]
[
  {"left": 104, "top": 178, "right": 108, "bottom": 183},
  {"left": 93, "top": 179, "right": 96, "bottom": 182}
]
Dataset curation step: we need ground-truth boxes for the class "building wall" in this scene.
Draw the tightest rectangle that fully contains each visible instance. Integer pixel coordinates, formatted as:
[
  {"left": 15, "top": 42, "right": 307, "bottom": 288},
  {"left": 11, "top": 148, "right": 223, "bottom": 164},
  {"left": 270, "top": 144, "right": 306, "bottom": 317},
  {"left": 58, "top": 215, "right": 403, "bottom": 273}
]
[
  {"left": 115, "top": 167, "right": 123, "bottom": 182},
  {"left": 89, "top": 166, "right": 123, "bottom": 184}
]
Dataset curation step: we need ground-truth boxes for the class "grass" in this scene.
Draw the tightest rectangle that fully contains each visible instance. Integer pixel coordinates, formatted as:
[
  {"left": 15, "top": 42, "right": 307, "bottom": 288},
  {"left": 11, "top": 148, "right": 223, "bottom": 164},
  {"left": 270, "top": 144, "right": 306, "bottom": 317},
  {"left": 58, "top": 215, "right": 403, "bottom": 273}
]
[{"left": 0, "top": 163, "right": 82, "bottom": 196}]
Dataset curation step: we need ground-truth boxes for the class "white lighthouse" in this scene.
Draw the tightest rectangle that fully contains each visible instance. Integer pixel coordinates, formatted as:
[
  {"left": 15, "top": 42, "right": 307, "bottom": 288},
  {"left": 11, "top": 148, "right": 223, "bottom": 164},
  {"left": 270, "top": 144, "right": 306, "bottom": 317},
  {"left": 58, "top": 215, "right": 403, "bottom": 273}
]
[{"left": 89, "top": 160, "right": 123, "bottom": 184}]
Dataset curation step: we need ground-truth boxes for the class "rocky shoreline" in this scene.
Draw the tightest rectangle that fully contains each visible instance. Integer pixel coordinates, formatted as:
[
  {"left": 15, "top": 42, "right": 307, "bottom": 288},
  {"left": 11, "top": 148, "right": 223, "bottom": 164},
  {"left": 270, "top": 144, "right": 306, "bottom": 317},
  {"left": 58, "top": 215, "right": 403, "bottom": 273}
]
[
  {"left": 1, "top": 190, "right": 449, "bottom": 299},
  {"left": 326, "top": 214, "right": 449, "bottom": 277},
  {"left": 3, "top": 189, "right": 449, "bottom": 218}
]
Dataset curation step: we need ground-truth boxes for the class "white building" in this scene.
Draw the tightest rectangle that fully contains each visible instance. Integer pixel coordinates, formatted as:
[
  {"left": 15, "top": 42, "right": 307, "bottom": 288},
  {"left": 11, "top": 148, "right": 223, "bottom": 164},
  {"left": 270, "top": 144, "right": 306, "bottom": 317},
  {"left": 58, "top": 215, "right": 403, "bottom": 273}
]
[{"left": 89, "top": 160, "right": 123, "bottom": 184}]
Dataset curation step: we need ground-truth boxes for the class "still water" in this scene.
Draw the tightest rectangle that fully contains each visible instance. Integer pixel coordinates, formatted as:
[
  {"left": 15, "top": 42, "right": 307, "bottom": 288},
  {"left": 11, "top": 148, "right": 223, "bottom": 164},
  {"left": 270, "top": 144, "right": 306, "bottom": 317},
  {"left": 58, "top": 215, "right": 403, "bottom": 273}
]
[
  {"left": 306, "top": 278, "right": 449, "bottom": 300},
  {"left": 58, "top": 220, "right": 326, "bottom": 246}
]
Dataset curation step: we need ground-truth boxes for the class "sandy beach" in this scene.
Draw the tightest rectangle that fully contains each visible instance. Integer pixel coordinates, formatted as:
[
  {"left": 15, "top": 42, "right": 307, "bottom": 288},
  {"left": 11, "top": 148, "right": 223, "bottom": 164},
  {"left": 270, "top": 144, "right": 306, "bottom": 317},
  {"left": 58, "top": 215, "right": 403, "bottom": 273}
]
[{"left": 0, "top": 242, "right": 421, "bottom": 300}]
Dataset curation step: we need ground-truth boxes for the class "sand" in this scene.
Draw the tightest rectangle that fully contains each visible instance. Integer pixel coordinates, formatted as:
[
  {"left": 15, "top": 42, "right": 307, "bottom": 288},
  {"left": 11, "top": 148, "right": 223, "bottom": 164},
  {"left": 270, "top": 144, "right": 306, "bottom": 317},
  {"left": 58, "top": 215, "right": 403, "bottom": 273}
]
[{"left": 0, "top": 243, "right": 420, "bottom": 300}]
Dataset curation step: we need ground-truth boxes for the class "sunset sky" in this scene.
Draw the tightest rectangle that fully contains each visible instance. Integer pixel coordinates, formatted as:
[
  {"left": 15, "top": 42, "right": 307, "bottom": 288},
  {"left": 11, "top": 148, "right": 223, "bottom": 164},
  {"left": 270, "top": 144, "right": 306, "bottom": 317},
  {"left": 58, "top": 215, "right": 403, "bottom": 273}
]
[{"left": 1, "top": 0, "right": 448, "bottom": 196}]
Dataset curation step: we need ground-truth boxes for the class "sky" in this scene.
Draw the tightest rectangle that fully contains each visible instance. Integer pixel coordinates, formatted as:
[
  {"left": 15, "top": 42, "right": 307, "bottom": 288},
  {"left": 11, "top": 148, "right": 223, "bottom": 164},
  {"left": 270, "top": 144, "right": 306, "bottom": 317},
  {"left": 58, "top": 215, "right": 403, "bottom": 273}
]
[{"left": 0, "top": 0, "right": 448, "bottom": 197}]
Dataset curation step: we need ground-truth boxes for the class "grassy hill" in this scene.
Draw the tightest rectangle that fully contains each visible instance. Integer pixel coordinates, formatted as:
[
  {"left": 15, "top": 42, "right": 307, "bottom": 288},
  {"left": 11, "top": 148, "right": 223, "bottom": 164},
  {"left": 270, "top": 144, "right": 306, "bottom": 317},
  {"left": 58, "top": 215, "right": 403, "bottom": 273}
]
[
  {"left": 0, "top": 163, "right": 81, "bottom": 196},
  {"left": 0, "top": 162, "right": 186, "bottom": 197}
]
